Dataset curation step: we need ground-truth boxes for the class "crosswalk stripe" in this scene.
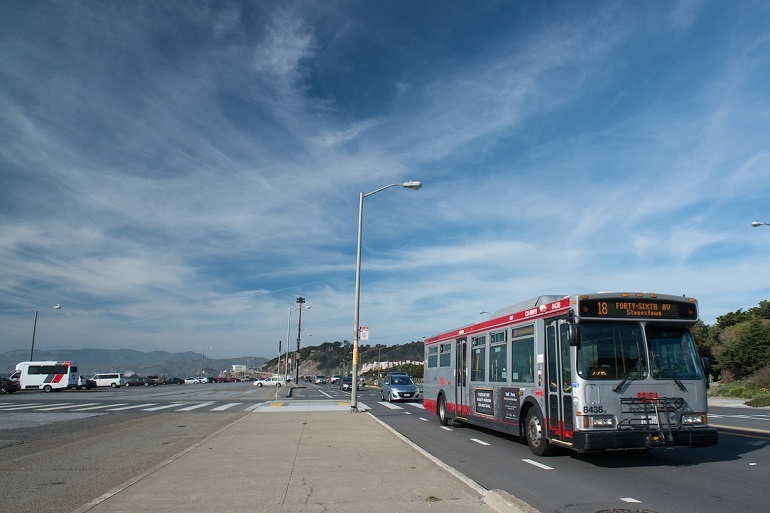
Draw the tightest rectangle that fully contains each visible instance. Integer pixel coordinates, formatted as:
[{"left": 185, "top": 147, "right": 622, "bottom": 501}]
[
  {"left": 175, "top": 402, "right": 215, "bottom": 411},
  {"left": 72, "top": 403, "right": 127, "bottom": 411},
  {"left": 107, "top": 403, "right": 156, "bottom": 411},
  {"left": 0, "top": 403, "right": 42, "bottom": 409},
  {"left": 142, "top": 403, "right": 186, "bottom": 411},
  {"left": 379, "top": 401, "right": 404, "bottom": 409},
  {"left": 0, "top": 403, "right": 54, "bottom": 411},
  {"left": 35, "top": 403, "right": 98, "bottom": 411},
  {"left": 210, "top": 403, "right": 240, "bottom": 411}
]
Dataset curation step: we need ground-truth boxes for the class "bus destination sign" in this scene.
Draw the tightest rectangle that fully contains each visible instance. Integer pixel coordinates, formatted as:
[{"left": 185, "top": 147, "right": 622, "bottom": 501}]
[{"left": 579, "top": 298, "right": 697, "bottom": 320}]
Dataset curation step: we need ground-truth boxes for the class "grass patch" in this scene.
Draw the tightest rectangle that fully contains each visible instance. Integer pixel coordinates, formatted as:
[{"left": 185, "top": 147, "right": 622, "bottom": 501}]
[{"left": 710, "top": 380, "right": 770, "bottom": 407}]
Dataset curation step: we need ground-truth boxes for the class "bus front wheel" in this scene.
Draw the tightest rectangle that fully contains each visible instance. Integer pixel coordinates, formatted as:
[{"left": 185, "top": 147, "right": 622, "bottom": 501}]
[
  {"left": 43, "top": 385, "right": 53, "bottom": 393},
  {"left": 525, "top": 408, "right": 553, "bottom": 456},
  {"left": 438, "top": 395, "right": 449, "bottom": 426}
]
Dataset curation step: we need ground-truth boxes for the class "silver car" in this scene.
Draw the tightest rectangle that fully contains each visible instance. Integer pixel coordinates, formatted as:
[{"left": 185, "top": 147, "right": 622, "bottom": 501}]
[{"left": 380, "top": 373, "right": 420, "bottom": 402}]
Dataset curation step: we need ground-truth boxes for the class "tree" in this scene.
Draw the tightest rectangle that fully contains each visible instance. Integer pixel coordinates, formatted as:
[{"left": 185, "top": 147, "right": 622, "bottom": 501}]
[
  {"left": 716, "top": 309, "right": 751, "bottom": 328},
  {"left": 717, "top": 318, "right": 770, "bottom": 380}
]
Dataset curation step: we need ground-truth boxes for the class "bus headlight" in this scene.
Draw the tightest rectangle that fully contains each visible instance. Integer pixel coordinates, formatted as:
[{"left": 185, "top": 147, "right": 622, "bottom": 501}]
[
  {"left": 591, "top": 416, "right": 616, "bottom": 428},
  {"left": 681, "top": 414, "right": 707, "bottom": 425}
]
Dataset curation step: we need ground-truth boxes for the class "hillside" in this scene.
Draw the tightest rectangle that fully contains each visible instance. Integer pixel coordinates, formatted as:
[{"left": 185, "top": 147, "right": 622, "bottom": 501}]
[{"left": 259, "top": 341, "right": 424, "bottom": 376}]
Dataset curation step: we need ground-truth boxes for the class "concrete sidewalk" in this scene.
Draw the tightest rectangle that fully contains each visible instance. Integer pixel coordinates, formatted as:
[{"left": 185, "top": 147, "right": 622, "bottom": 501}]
[{"left": 71, "top": 401, "right": 534, "bottom": 513}]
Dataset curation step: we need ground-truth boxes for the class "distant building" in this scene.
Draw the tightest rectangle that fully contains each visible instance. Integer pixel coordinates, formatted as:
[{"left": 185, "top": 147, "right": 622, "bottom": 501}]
[
  {"left": 232, "top": 364, "right": 247, "bottom": 372},
  {"left": 360, "top": 360, "right": 423, "bottom": 373}
]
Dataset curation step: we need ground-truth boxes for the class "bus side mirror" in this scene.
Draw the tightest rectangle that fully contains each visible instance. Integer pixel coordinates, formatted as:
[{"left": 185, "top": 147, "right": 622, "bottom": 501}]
[
  {"left": 700, "top": 357, "right": 711, "bottom": 389},
  {"left": 568, "top": 324, "right": 580, "bottom": 347}
]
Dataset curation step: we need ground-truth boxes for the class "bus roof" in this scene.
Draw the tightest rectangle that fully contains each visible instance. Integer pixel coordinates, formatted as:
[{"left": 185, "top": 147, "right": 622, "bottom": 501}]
[{"left": 424, "top": 292, "right": 697, "bottom": 345}]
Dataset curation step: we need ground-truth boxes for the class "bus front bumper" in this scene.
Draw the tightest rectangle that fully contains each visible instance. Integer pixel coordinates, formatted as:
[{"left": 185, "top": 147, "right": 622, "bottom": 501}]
[{"left": 571, "top": 427, "right": 719, "bottom": 451}]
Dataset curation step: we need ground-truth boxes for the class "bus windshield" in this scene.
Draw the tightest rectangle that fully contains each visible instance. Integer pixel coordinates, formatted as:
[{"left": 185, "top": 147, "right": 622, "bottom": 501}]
[
  {"left": 576, "top": 322, "right": 647, "bottom": 381},
  {"left": 646, "top": 326, "right": 703, "bottom": 380}
]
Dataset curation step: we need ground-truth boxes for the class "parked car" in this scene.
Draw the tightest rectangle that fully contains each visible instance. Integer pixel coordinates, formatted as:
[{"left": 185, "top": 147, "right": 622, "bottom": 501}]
[
  {"left": 72, "top": 375, "right": 96, "bottom": 390},
  {"left": 380, "top": 374, "right": 420, "bottom": 402},
  {"left": 339, "top": 376, "right": 359, "bottom": 391},
  {"left": 164, "top": 377, "right": 184, "bottom": 385},
  {"left": 125, "top": 376, "right": 156, "bottom": 387},
  {"left": 315, "top": 375, "right": 326, "bottom": 384},
  {"left": 254, "top": 376, "right": 284, "bottom": 387},
  {"left": 184, "top": 377, "right": 200, "bottom": 384},
  {"left": 91, "top": 372, "right": 125, "bottom": 388},
  {"left": 146, "top": 375, "right": 163, "bottom": 385},
  {"left": 1, "top": 376, "right": 21, "bottom": 394}
]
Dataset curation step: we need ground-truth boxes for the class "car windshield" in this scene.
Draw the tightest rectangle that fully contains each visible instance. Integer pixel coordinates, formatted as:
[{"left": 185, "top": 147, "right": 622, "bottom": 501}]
[{"left": 391, "top": 376, "right": 413, "bottom": 385}]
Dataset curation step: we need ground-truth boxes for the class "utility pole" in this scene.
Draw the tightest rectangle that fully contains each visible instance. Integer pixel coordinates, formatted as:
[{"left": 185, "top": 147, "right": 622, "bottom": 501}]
[{"left": 295, "top": 297, "right": 305, "bottom": 383}]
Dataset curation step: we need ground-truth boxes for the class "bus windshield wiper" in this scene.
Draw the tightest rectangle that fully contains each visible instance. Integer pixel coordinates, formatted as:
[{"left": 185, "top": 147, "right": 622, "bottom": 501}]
[
  {"left": 613, "top": 358, "right": 644, "bottom": 393},
  {"left": 652, "top": 353, "right": 686, "bottom": 391}
]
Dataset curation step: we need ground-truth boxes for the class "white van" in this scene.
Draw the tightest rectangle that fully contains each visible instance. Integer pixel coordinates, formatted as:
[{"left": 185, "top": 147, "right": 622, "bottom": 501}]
[
  {"left": 13, "top": 361, "right": 79, "bottom": 392},
  {"left": 91, "top": 373, "right": 124, "bottom": 388}
]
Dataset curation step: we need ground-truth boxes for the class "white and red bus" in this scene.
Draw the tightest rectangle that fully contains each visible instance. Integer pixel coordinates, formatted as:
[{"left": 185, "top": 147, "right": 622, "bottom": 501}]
[
  {"left": 12, "top": 361, "right": 79, "bottom": 392},
  {"left": 423, "top": 292, "right": 718, "bottom": 455}
]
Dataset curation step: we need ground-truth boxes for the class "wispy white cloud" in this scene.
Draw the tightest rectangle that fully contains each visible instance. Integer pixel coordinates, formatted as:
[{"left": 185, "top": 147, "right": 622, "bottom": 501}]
[{"left": 1, "top": 1, "right": 769, "bottom": 362}]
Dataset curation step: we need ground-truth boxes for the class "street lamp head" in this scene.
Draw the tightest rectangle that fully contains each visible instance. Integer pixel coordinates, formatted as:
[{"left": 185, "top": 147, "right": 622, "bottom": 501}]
[
  {"left": 751, "top": 221, "right": 767, "bottom": 227},
  {"left": 402, "top": 180, "right": 422, "bottom": 190},
  {"left": 52, "top": 304, "right": 62, "bottom": 310}
]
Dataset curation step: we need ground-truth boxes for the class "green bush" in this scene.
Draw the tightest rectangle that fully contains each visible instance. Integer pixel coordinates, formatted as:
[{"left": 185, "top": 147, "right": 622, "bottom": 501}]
[{"left": 746, "top": 396, "right": 770, "bottom": 407}]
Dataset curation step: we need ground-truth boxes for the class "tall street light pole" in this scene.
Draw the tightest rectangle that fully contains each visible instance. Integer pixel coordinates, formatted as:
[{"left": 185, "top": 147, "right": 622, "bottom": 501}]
[
  {"left": 30, "top": 304, "right": 62, "bottom": 360},
  {"left": 351, "top": 181, "right": 422, "bottom": 412},
  {"left": 295, "top": 297, "right": 305, "bottom": 383}
]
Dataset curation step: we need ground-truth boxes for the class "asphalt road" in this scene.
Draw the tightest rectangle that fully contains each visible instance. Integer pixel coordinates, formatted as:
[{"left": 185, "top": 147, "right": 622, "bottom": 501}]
[
  {"left": 0, "top": 382, "right": 278, "bottom": 513},
  {"left": 3, "top": 382, "right": 769, "bottom": 513},
  {"left": 352, "top": 388, "right": 770, "bottom": 513}
]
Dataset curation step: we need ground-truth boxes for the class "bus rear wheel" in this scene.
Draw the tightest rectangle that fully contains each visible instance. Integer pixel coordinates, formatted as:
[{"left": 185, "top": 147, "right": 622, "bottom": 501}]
[
  {"left": 525, "top": 409, "right": 553, "bottom": 456},
  {"left": 438, "top": 395, "right": 449, "bottom": 426},
  {"left": 43, "top": 385, "right": 53, "bottom": 393}
]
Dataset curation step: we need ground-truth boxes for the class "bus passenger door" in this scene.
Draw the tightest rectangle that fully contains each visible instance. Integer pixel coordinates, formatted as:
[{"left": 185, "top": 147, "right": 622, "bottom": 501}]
[
  {"left": 545, "top": 320, "right": 574, "bottom": 444},
  {"left": 455, "top": 338, "right": 467, "bottom": 417}
]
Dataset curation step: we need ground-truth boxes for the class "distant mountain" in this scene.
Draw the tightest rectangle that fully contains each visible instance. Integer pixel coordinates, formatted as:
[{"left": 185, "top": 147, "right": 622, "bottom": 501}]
[{"left": 0, "top": 348, "right": 267, "bottom": 378}]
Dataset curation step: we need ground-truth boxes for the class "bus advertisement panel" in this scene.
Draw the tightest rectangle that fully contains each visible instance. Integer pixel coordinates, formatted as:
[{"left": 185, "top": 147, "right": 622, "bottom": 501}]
[
  {"left": 423, "top": 292, "right": 717, "bottom": 455},
  {"left": 13, "top": 361, "right": 79, "bottom": 392}
]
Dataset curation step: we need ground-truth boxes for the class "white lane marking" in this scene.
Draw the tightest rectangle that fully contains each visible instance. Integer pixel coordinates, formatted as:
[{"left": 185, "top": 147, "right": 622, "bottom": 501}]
[
  {"left": 419, "top": 417, "right": 430, "bottom": 422},
  {"left": 522, "top": 459, "right": 554, "bottom": 470},
  {"left": 621, "top": 498, "right": 641, "bottom": 503},
  {"left": 0, "top": 403, "right": 41, "bottom": 409},
  {"left": 0, "top": 403, "right": 50, "bottom": 410},
  {"left": 35, "top": 403, "right": 98, "bottom": 411},
  {"left": 210, "top": 403, "right": 241, "bottom": 411},
  {"left": 175, "top": 402, "right": 215, "bottom": 411},
  {"left": 107, "top": 403, "right": 156, "bottom": 411},
  {"left": 406, "top": 402, "right": 426, "bottom": 409},
  {"left": 470, "top": 438, "right": 491, "bottom": 446},
  {"left": 440, "top": 426, "right": 452, "bottom": 431},
  {"left": 142, "top": 403, "right": 186, "bottom": 411},
  {"left": 318, "top": 390, "right": 333, "bottom": 398},
  {"left": 379, "top": 402, "right": 404, "bottom": 410},
  {"left": 405, "top": 411, "right": 413, "bottom": 415},
  {"left": 72, "top": 403, "right": 127, "bottom": 411}
]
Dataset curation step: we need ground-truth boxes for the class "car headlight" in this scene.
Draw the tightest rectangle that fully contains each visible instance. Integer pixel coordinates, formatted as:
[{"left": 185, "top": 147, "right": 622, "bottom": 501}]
[{"left": 681, "top": 414, "right": 707, "bottom": 425}]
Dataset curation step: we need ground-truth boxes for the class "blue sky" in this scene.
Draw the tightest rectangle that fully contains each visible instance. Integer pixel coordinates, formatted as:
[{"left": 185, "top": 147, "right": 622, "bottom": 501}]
[{"left": 2, "top": 1, "right": 769, "bottom": 360}]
